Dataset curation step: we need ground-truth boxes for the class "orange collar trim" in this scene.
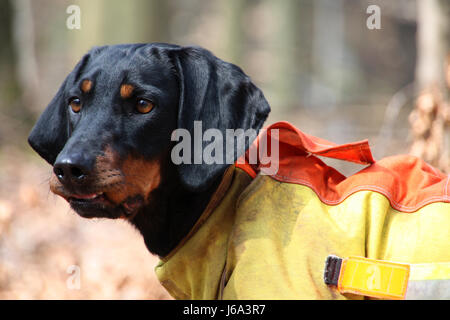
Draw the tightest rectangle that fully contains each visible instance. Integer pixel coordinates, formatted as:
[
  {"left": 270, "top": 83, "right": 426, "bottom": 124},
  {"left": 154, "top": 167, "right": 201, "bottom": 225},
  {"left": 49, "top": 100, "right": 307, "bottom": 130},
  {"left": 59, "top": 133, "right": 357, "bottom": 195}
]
[{"left": 237, "top": 121, "right": 449, "bottom": 213}]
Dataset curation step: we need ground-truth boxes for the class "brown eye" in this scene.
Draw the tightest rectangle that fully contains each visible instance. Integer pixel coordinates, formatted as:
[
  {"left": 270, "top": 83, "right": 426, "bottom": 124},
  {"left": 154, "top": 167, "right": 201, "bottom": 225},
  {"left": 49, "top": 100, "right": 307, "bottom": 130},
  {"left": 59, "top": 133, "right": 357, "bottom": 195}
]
[
  {"left": 69, "top": 97, "right": 82, "bottom": 113},
  {"left": 136, "top": 99, "right": 154, "bottom": 114}
]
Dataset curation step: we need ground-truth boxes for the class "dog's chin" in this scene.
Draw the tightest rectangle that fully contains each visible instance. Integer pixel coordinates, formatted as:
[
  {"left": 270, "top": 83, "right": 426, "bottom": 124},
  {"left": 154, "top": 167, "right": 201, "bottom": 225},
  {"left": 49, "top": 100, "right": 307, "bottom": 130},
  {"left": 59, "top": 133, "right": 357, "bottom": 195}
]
[
  {"left": 67, "top": 194, "right": 144, "bottom": 219},
  {"left": 69, "top": 197, "right": 122, "bottom": 219}
]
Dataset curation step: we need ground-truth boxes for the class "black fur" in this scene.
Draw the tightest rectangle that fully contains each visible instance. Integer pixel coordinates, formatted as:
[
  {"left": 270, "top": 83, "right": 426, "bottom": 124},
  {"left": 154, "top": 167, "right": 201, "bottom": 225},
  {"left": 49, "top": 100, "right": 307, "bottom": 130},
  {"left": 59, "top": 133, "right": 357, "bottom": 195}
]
[{"left": 28, "top": 43, "right": 270, "bottom": 257}]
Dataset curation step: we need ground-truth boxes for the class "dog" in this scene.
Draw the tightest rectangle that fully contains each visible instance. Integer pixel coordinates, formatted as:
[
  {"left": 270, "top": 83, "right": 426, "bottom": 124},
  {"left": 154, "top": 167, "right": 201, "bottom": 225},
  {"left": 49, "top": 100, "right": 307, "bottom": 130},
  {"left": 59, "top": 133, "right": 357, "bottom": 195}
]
[{"left": 29, "top": 43, "right": 450, "bottom": 300}]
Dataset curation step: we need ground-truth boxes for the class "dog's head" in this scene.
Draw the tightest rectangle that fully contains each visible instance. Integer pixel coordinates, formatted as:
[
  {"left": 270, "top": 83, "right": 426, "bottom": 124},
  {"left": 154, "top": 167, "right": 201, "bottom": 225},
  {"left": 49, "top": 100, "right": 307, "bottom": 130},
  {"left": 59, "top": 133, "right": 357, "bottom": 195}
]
[{"left": 28, "top": 43, "right": 270, "bottom": 220}]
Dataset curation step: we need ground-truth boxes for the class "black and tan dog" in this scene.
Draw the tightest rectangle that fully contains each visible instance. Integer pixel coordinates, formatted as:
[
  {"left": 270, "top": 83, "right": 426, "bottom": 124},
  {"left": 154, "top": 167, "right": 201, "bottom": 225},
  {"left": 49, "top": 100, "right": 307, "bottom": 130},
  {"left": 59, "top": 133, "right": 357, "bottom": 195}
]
[
  {"left": 28, "top": 43, "right": 269, "bottom": 257},
  {"left": 28, "top": 43, "right": 450, "bottom": 300}
]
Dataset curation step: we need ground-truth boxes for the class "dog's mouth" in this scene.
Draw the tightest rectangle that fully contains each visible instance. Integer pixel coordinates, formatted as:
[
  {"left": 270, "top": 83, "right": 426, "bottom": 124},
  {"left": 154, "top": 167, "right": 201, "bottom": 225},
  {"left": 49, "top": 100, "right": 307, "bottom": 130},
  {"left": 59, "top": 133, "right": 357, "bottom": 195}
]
[
  {"left": 68, "top": 192, "right": 108, "bottom": 209},
  {"left": 67, "top": 192, "right": 144, "bottom": 219},
  {"left": 48, "top": 152, "right": 161, "bottom": 220}
]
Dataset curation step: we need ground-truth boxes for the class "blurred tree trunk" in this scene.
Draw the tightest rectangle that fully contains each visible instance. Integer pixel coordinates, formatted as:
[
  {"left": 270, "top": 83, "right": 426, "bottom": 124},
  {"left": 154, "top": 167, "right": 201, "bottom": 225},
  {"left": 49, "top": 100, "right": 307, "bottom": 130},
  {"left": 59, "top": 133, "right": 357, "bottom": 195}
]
[
  {"left": 266, "top": 0, "right": 301, "bottom": 110},
  {"left": 71, "top": 0, "right": 171, "bottom": 60},
  {"left": 134, "top": 0, "right": 170, "bottom": 43},
  {"left": 409, "top": 0, "right": 450, "bottom": 172},
  {"left": 10, "top": 0, "right": 39, "bottom": 116},
  {"left": 311, "top": 0, "right": 344, "bottom": 111},
  {"left": 71, "top": 0, "right": 104, "bottom": 60},
  {"left": 222, "top": 0, "right": 245, "bottom": 65}
]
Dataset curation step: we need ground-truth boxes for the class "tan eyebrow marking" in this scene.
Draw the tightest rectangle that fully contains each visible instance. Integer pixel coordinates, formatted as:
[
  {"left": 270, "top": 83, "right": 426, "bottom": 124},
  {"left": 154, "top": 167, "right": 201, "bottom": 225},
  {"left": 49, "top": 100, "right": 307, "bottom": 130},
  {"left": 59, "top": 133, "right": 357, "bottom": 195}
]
[
  {"left": 120, "top": 84, "right": 134, "bottom": 99},
  {"left": 81, "top": 79, "right": 93, "bottom": 93}
]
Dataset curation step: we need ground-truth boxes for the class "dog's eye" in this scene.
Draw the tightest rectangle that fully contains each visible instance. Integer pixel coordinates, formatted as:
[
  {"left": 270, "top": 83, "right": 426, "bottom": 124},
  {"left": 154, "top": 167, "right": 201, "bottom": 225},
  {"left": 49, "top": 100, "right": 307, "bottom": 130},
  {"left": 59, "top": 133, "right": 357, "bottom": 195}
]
[
  {"left": 136, "top": 99, "right": 154, "bottom": 114},
  {"left": 69, "top": 97, "right": 82, "bottom": 113}
]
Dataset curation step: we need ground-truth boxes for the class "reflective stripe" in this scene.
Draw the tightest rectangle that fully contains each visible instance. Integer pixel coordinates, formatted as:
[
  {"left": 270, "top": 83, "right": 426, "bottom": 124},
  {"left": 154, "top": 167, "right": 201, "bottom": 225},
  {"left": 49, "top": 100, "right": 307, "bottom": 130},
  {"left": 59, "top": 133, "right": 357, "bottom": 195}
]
[
  {"left": 325, "top": 256, "right": 450, "bottom": 299},
  {"left": 405, "top": 280, "right": 450, "bottom": 300},
  {"left": 406, "top": 263, "right": 450, "bottom": 300}
]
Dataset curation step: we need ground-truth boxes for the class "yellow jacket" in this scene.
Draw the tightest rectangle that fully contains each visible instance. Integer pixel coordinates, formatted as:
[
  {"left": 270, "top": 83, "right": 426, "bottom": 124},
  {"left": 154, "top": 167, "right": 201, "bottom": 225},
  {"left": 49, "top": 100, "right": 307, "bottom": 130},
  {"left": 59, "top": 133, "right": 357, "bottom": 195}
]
[{"left": 155, "top": 122, "right": 450, "bottom": 299}]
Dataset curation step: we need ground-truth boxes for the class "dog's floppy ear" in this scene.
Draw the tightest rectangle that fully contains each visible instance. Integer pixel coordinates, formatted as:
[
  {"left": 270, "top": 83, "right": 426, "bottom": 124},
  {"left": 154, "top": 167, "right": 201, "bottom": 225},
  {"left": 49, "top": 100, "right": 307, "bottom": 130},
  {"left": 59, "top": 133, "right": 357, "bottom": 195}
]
[
  {"left": 28, "top": 78, "right": 69, "bottom": 165},
  {"left": 28, "top": 53, "right": 91, "bottom": 165},
  {"left": 171, "top": 46, "right": 270, "bottom": 192}
]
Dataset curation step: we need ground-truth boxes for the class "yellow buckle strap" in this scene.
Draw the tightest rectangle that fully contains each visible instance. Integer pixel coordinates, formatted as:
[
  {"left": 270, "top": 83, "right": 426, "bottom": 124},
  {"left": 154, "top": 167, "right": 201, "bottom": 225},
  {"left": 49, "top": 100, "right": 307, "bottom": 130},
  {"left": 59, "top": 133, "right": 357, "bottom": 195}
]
[
  {"left": 324, "top": 256, "right": 410, "bottom": 299},
  {"left": 325, "top": 256, "right": 450, "bottom": 299},
  {"left": 338, "top": 256, "right": 409, "bottom": 299}
]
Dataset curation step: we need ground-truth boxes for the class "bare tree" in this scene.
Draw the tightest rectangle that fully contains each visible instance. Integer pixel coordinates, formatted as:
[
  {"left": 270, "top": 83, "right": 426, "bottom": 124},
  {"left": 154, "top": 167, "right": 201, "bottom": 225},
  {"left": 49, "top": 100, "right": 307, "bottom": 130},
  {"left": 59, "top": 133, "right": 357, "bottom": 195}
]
[
  {"left": 409, "top": 0, "right": 450, "bottom": 172},
  {"left": 10, "top": 0, "right": 39, "bottom": 116}
]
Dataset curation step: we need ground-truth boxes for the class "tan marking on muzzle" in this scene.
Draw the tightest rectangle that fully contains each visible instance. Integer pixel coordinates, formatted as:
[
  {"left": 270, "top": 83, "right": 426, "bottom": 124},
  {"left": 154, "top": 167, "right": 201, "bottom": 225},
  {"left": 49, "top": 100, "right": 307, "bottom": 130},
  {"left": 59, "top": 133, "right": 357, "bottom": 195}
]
[
  {"left": 48, "top": 146, "right": 162, "bottom": 214},
  {"left": 96, "top": 147, "right": 162, "bottom": 206},
  {"left": 49, "top": 174, "right": 69, "bottom": 198}
]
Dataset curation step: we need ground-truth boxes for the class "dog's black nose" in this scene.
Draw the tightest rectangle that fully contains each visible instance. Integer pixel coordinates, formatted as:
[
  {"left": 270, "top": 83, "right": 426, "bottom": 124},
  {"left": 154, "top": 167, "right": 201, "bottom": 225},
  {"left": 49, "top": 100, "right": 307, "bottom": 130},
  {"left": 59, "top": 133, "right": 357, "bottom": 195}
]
[{"left": 53, "top": 155, "right": 92, "bottom": 185}]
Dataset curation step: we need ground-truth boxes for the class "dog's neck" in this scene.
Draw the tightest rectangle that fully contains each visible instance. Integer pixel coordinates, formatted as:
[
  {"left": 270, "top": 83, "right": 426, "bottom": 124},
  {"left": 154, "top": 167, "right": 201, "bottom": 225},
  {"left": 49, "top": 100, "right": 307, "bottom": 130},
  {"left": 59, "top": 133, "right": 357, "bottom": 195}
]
[{"left": 129, "top": 160, "right": 221, "bottom": 257}]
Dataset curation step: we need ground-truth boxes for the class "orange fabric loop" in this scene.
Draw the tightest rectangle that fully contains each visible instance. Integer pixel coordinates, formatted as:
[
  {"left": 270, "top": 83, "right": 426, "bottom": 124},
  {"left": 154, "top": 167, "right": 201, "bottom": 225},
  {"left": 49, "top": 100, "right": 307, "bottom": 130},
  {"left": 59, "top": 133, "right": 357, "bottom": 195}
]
[{"left": 236, "top": 121, "right": 449, "bottom": 213}]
